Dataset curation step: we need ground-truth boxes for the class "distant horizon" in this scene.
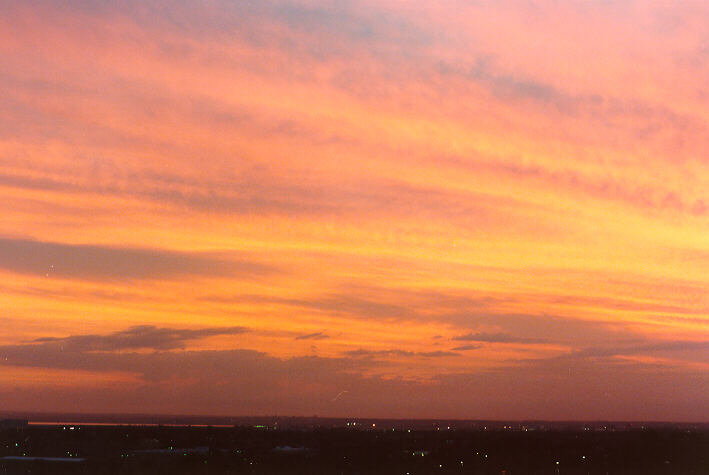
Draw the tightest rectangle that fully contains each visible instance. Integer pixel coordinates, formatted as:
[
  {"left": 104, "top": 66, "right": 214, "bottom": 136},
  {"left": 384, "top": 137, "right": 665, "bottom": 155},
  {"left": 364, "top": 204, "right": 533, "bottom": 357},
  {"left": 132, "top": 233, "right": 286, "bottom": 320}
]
[{"left": 4, "top": 412, "right": 709, "bottom": 426}]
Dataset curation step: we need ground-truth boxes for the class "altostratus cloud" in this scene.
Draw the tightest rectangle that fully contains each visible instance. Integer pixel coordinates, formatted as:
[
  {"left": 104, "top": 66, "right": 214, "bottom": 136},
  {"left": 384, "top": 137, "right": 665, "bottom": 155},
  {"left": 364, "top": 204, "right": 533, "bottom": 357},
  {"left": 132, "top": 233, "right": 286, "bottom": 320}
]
[
  {"left": 31, "top": 325, "right": 249, "bottom": 351},
  {"left": 0, "top": 237, "right": 274, "bottom": 281}
]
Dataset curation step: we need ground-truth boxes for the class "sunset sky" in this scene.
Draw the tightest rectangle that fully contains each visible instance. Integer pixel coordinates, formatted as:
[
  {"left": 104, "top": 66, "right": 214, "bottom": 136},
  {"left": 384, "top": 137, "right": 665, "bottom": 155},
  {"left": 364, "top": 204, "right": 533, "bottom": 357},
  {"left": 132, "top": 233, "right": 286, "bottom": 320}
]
[{"left": 1, "top": 0, "right": 708, "bottom": 421}]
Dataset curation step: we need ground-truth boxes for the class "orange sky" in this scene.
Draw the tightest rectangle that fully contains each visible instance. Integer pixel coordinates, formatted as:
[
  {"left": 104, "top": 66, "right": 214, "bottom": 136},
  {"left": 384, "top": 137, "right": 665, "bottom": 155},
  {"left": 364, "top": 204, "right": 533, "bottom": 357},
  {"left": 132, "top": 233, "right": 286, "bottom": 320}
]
[{"left": 1, "top": 0, "right": 708, "bottom": 420}]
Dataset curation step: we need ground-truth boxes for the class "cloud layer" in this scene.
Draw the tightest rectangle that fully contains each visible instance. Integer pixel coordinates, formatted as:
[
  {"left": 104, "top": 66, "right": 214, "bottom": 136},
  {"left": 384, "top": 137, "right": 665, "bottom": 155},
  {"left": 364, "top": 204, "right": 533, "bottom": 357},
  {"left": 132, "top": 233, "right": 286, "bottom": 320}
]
[
  {"left": 1, "top": 325, "right": 707, "bottom": 420},
  {"left": 0, "top": 0, "right": 708, "bottom": 420},
  {"left": 0, "top": 237, "right": 273, "bottom": 281}
]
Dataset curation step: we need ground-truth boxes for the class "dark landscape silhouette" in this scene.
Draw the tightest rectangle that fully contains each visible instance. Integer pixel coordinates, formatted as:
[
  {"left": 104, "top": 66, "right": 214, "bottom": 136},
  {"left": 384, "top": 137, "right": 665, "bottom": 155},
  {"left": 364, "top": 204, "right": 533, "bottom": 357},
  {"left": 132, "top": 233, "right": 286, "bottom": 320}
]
[{"left": 1, "top": 415, "right": 708, "bottom": 474}]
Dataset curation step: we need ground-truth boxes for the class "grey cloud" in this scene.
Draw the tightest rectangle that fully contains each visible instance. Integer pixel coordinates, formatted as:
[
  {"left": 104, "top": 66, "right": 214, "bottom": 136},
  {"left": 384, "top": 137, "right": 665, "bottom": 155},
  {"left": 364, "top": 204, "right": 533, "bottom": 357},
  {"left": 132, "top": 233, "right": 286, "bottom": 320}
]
[
  {"left": 282, "top": 295, "right": 414, "bottom": 319},
  {"left": 212, "top": 293, "right": 415, "bottom": 320},
  {"left": 2, "top": 340, "right": 707, "bottom": 420},
  {"left": 0, "top": 163, "right": 541, "bottom": 228},
  {"left": 269, "top": 0, "right": 433, "bottom": 52},
  {"left": 149, "top": 175, "right": 534, "bottom": 227},
  {"left": 205, "top": 288, "right": 646, "bottom": 350},
  {"left": 0, "top": 342, "right": 406, "bottom": 416},
  {"left": 344, "top": 349, "right": 459, "bottom": 358},
  {"left": 562, "top": 340, "right": 709, "bottom": 361},
  {"left": 453, "top": 332, "right": 547, "bottom": 344},
  {"left": 31, "top": 325, "right": 249, "bottom": 352},
  {"left": 418, "top": 350, "right": 459, "bottom": 357},
  {"left": 450, "top": 344, "right": 481, "bottom": 351},
  {"left": 434, "top": 59, "right": 709, "bottom": 173},
  {"left": 0, "top": 326, "right": 707, "bottom": 420},
  {"left": 506, "top": 339, "right": 709, "bottom": 379},
  {"left": 444, "top": 312, "right": 639, "bottom": 348},
  {"left": 25, "top": 0, "right": 433, "bottom": 60},
  {"left": 206, "top": 288, "right": 510, "bottom": 322},
  {"left": 0, "top": 327, "right": 374, "bottom": 385},
  {"left": 295, "top": 331, "right": 329, "bottom": 341},
  {"left": 467, "top": 60, "right": 574, "bottom": 107},
  {"left": 429, "top": 57, "right": 583, "bottom": 112},
  {"left": 0, "top": 237, "right": 274, "bottom": 281}
]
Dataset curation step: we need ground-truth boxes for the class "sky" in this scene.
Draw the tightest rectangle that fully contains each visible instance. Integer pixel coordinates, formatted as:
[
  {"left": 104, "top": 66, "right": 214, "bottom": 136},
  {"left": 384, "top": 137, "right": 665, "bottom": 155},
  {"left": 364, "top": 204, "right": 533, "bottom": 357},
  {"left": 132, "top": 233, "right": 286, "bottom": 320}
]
[{"left": 1, "top": 0, "right": 708, "bottom": 421}]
